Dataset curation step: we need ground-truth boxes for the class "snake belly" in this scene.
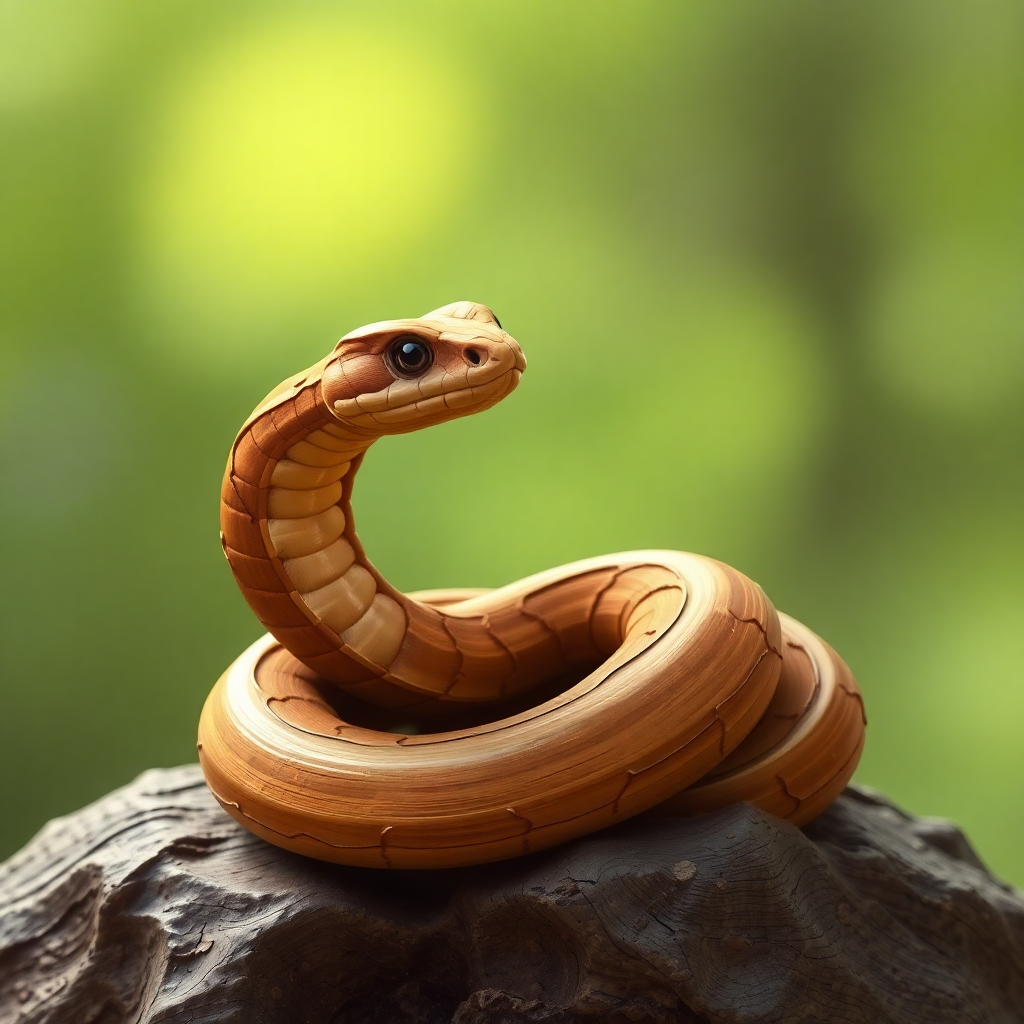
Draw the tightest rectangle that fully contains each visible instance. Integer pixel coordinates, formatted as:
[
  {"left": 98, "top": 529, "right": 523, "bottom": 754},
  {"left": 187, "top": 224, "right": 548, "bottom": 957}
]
[{"left": 198, "top": 301, "right": 866, "bottom": 869}]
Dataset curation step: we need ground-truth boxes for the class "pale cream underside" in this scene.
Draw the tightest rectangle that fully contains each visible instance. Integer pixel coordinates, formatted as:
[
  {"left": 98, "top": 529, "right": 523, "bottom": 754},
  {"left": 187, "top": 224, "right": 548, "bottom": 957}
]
[{"left": 265, "top": 428, "right": 406, "bottom": 667}]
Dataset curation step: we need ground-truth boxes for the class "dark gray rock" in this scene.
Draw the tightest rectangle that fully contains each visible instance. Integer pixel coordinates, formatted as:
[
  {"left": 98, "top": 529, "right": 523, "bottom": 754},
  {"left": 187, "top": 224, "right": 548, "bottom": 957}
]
[{"left": 1, "top": 766, "right": 1021, "bottom": 1024}]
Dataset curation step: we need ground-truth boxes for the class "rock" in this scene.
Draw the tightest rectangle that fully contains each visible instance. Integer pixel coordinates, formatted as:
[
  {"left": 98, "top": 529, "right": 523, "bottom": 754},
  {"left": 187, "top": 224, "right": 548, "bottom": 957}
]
[{"left": 1, "top": 766, "right": 1021, "bottom": 1024}]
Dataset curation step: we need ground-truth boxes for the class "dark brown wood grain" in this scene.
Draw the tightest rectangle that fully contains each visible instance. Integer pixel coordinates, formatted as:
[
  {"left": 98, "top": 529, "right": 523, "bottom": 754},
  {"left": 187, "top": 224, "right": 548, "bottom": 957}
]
[{"left": 2, "top": 766, "right": 1021, "bottom": 1024}]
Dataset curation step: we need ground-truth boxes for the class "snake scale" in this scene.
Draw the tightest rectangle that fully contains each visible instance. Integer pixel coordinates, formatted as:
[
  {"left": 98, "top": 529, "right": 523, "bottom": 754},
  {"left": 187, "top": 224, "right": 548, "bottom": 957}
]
[{"left": 199, "top": 301, "right": 866, "bottom": 869}]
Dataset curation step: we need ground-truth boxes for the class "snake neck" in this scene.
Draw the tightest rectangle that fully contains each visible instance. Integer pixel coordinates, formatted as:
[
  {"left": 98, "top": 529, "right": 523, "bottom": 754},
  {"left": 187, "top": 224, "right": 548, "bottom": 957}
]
[{"left": 222, "top": 379, "right": 663, "bottom": 710}]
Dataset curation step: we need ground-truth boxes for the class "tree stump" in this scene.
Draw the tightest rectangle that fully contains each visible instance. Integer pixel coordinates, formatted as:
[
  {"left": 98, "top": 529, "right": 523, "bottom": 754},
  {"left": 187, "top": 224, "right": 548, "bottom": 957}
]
[{"left": 1, "top": 766, "right": 1021, "bottom": 1023}]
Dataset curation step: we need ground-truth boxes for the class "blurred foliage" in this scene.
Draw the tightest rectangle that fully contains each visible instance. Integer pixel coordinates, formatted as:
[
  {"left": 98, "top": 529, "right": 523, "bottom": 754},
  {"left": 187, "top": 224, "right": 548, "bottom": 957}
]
[{"left": 0, "top": 0, "right": 1021, "bottom": 883}]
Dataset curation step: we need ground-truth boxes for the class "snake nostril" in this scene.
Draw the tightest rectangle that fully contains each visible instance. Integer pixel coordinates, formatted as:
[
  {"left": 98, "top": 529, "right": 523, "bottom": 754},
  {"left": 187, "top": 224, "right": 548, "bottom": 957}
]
[{"left": 465, "top": 348, "right": 482, "bottom": 366}]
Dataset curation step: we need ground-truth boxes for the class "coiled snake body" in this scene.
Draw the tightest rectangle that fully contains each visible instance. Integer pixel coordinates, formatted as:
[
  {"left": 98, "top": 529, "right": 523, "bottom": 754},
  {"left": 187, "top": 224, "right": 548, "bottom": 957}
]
[{"left": 199, "top": 301, "right": 865, "bottom": 869}]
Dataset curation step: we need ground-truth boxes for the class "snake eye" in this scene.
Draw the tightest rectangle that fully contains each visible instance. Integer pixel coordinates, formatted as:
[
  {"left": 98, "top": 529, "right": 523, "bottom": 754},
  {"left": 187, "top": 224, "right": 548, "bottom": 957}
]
[{"left": 388, "top": 336, "right": 434, "bottom": 379}]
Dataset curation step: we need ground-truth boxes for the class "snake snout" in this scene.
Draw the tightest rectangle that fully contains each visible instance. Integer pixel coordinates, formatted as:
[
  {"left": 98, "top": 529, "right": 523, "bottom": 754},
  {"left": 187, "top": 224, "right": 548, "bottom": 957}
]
[
  {"left": 510, "top": 340, "right": 527, "bottom": 373},
  {"left": 460, "top": 336, "right": 526, "bottom": 378}
]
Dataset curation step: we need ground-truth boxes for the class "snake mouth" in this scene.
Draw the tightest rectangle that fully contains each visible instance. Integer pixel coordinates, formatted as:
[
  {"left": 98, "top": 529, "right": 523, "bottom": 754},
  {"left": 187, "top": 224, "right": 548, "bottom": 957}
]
[{"left": 332, "top": 364, "right": 522, "bottom": 427}]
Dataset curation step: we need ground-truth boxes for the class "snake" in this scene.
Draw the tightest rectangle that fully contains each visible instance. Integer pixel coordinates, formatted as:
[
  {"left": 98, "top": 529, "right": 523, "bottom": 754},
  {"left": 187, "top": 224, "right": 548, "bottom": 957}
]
[{"left": 198, "top": 301, "right": 866, "bottom": 869}]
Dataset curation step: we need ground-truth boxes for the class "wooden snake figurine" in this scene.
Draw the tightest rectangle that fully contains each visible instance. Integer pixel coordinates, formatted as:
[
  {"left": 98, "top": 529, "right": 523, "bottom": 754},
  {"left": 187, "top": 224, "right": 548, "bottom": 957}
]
[{"left": 199, "top": 301, "right": 866, "bottom": 869}]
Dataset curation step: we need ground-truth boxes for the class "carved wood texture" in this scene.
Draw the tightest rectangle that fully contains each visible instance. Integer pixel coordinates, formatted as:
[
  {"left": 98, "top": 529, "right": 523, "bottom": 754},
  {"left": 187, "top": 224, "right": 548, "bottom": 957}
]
[
  {"left": 202, "top": 301, "right": 866, "bottom": 868},
  {"left": 2, "top": 766, "right": 1022, "bottom": 1024}
]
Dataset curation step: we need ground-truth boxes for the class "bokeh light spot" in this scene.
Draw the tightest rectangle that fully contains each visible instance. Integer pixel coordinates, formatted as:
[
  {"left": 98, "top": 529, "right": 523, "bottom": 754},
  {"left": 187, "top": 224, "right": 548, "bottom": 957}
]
[{"left": 137, "top": 14, "right": 484, "bottom": 366}]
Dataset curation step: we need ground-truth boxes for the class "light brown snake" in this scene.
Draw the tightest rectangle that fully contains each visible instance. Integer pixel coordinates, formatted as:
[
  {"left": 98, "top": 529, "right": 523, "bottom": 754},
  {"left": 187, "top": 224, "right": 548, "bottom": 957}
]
[{"left": 198, "top": 301, "right": 866, "bottom": 869}]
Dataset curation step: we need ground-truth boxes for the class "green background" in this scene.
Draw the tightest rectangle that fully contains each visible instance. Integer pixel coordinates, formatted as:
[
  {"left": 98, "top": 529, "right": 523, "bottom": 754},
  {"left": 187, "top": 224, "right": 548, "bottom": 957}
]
[{"left": 1, "top": 0, "right": 1022, "bottom": 885}]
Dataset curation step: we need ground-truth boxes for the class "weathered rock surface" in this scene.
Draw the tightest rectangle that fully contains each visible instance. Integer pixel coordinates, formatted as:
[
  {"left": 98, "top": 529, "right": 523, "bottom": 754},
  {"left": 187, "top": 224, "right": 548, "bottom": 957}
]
[{"left": 1, "top": 765, "right": 1021, "bottom": 1024}]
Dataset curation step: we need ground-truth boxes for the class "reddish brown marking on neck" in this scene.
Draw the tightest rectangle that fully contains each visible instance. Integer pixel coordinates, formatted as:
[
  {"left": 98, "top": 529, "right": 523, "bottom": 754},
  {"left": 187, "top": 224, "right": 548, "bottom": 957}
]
[{"left": 323, "top": 355, "right": 394, "bottom": 403}]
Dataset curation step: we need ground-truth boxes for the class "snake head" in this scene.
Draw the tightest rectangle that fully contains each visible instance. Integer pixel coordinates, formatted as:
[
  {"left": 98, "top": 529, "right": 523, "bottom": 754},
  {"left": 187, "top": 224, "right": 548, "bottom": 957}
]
[{"left": 321, "top": 301, "right": 526, "bottom": 435}]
